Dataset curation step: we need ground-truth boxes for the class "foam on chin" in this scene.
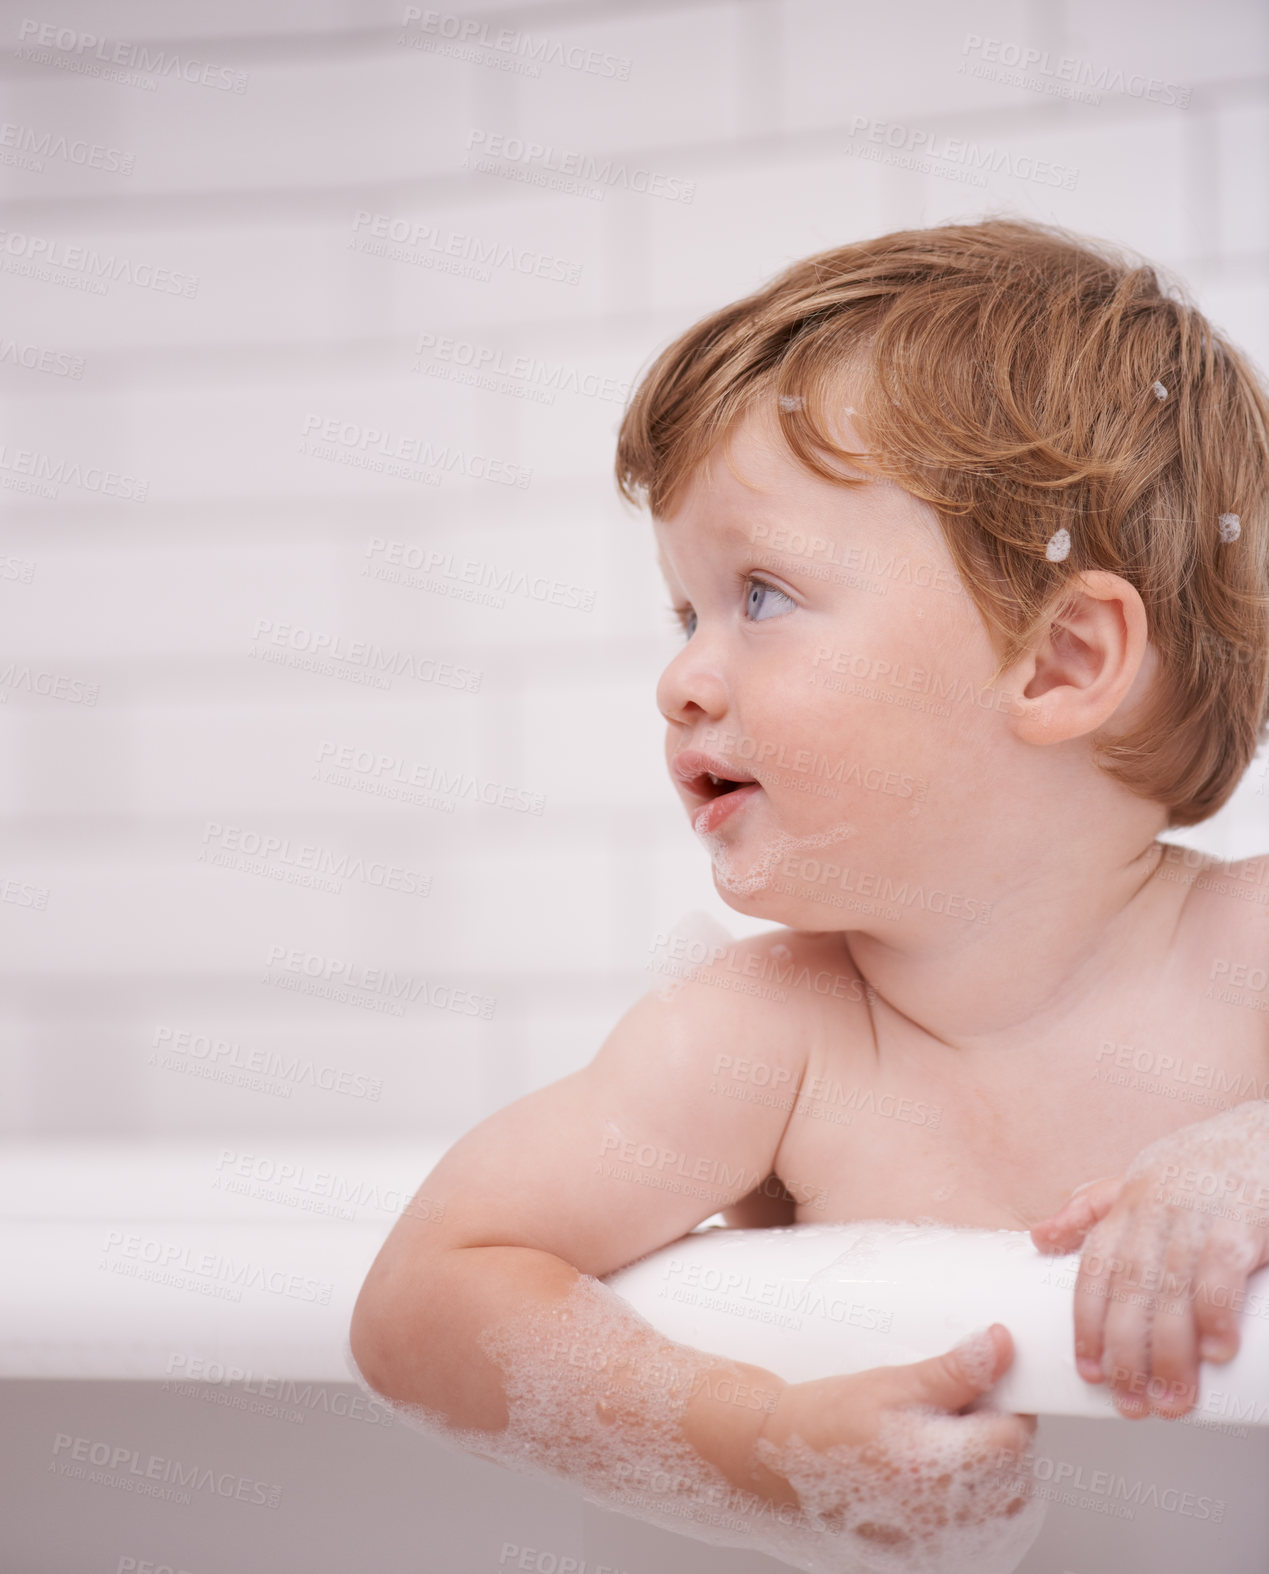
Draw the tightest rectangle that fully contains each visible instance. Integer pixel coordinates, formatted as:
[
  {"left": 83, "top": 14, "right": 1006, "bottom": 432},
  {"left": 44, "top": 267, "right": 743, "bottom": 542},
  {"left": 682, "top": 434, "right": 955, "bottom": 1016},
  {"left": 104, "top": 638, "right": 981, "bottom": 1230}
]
[{"left": 696, "top": 817, "right": 859, "bottom": 898}]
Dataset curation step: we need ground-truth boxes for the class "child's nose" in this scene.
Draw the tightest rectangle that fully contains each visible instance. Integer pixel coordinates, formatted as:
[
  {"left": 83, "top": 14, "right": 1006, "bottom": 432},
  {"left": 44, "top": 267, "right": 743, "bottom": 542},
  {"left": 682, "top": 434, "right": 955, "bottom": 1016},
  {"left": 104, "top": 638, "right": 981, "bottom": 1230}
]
[{"left": 655, "top": 645, "right": 729, "bottom": 726}]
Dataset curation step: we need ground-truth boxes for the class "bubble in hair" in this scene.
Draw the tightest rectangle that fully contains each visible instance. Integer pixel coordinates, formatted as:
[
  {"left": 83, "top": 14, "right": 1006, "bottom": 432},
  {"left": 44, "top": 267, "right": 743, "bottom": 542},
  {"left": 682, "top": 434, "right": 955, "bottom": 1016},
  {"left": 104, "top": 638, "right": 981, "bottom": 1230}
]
[
  {"left": 1152, "top": 381, "right": 1169, "bottom": 400},
  {"left": 1044, "top": 529, "right": 1071, "bottom": 563},
  {"left": 1219, "top": 513, "right": 1241, "bottom": 543}
]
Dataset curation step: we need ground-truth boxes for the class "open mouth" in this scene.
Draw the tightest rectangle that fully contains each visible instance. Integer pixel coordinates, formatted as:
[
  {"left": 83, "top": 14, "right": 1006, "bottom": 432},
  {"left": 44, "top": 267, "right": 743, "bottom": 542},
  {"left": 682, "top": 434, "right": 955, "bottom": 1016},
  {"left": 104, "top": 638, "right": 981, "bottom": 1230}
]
[
  {"left": 671, "top": 750, "right": 763, "bottom": 823},
  {"left": 704, "top": 772, "right": 747, "bottom": 797},
  {"left": 682, "top": 767, "right": 759, "bottom": 801}
]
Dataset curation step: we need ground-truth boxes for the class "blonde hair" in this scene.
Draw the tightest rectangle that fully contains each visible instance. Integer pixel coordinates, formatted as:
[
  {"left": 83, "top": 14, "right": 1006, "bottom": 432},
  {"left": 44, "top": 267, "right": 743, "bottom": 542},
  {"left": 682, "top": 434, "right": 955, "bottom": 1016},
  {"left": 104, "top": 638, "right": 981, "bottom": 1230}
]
[{"left": 615, "top": 218, "right": 1269, "bottom": 827}]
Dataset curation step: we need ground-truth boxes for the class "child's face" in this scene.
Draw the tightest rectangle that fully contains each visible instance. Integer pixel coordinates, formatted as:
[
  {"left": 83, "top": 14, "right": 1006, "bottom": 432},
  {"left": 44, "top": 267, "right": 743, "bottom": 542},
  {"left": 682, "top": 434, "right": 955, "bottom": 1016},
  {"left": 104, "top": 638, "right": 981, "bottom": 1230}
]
[{"left": 653, "top": 399, "right": 1017, "bottom": 923}]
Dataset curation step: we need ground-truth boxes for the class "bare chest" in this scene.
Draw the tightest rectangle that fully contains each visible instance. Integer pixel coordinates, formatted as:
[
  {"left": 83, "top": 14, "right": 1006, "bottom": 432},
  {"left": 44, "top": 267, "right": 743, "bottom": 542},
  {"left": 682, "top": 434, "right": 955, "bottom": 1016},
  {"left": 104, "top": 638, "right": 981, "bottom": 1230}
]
[{"left": 776, "top": 921, "right": 1269, "bottom": 1233}]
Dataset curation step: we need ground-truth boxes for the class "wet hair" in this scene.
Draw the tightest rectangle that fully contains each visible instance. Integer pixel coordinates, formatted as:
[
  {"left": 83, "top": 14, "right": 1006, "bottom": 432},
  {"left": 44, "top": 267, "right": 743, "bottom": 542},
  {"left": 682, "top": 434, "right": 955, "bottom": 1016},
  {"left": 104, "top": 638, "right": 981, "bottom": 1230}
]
[{"left": 615, "top": 217, "right": 1269, "bottom": 827}]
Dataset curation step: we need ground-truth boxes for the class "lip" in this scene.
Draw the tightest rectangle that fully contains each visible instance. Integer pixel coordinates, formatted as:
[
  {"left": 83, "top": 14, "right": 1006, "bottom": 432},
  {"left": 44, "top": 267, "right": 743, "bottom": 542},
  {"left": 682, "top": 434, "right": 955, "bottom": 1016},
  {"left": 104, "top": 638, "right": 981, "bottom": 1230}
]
[
  {"left": 670, "top": 747, "right": 763, "bottom": 834},
  {"left": 670, "top": 748, "right": 760, "bottom": 800},
  {"left": 691, "top": 782, "right": 761, "bottom": 835}
]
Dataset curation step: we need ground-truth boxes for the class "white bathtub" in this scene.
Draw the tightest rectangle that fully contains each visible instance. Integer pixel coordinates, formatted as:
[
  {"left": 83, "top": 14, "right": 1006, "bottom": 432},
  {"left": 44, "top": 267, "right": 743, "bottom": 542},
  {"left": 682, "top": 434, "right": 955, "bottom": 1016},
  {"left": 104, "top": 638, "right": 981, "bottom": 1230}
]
[{"left": 3, "top": 1142, "right": 1267, "bottom": 1572}]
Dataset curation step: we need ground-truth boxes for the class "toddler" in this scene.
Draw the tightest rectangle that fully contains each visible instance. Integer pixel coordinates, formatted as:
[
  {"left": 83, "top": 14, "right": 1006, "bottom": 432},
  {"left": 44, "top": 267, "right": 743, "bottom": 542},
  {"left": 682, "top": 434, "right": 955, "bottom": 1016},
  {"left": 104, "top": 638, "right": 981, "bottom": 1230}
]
[{"left": 350, "top": 217, "right": 1269, "bottom": 1570}]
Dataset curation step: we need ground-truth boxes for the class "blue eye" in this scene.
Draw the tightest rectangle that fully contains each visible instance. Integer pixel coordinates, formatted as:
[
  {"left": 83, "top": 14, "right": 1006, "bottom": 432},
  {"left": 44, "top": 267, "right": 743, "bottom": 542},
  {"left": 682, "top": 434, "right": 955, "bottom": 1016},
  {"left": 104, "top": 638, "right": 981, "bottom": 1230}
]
[
  {"left": 666, "top": 579, "right": 792, "bottom": 641},
  {"left": 747, "top": 578, "right": 794, "bottom": 621}
]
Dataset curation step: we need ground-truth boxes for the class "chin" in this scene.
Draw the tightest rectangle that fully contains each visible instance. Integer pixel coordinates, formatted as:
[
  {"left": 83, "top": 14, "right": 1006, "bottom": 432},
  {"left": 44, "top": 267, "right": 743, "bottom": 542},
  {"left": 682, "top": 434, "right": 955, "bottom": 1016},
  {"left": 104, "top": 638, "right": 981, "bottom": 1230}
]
[{"left": 710, "top": 873, "right": 793, "bottom": 918}]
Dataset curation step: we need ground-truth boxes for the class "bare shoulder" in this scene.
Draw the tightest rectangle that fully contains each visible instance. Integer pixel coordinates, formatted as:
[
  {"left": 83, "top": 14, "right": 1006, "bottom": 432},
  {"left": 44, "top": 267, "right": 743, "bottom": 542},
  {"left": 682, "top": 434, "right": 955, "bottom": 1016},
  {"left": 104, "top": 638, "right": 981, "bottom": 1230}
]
[
  {"left": 1170, "top": 848, "right": 1269, "bottom": 1034},
  {"left": 664, "top": 923, "right": 869, "bottom": 1064}
]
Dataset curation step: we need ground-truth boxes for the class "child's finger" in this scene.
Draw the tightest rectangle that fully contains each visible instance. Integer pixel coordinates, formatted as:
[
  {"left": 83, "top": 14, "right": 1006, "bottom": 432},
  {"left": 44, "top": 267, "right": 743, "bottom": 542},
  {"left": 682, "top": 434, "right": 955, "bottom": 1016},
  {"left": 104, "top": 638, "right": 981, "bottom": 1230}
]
[
  {"left": 889, "top": 1323, "right": 1011, "bottom": 1414},
  {"left": 1143, "top": 1222, "right": 1204, "bottom": 1416},
  {"left": 1192, "top": 1225, "right": 1266, "bottom": 1362},
  {"left": 1098, "top": 1216, "right": 1168, "bottom": 1417},
  {"left": 1070, "top": 1217, "right": 1124, "bottom": 1383},
  {"left": 1029, "top": 1174, "right": 1124, "bottom": 1253}
]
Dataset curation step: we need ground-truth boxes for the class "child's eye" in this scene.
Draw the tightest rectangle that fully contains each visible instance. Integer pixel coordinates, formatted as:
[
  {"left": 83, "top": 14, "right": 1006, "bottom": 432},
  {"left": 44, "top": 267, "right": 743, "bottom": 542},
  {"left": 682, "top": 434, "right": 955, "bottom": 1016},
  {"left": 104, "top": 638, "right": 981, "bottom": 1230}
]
[
  {"left": 746, "top": 577, "right": 795, "bottom": 622},
  {"left": 667, "top": 604, "right": 697, "bottom": 640},
  {"left": 665, "top": 579, "right": 793, "bottom": 641}
]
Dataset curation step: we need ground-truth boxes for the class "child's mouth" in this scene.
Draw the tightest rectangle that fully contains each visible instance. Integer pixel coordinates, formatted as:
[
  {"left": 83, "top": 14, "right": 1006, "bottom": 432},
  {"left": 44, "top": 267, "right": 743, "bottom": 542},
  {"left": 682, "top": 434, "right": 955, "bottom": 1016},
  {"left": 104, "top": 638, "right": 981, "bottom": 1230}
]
[
  {"left": 670, "top": 749, "right": 764, "bottom": 834},
  {"left": 672, "top": 749, "right": 759, "bottom": 801},
  {"left": 691, "top": 781, "right": 761, "bottom": 835}
]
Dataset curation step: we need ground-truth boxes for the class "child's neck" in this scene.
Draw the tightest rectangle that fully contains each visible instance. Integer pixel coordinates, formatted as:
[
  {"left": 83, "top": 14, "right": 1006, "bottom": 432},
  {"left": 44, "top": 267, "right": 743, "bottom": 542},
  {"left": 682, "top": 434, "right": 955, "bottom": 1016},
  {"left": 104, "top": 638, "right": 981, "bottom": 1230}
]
[{"left": 841, "top": 827, "right": 1172, "bottom": 1056}]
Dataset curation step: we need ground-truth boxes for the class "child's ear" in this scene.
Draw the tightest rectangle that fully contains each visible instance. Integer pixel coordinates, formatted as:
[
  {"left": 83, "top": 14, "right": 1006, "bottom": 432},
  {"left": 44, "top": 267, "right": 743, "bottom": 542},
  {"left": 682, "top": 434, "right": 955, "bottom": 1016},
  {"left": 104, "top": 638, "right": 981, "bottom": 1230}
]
[{"left": 1003, "top": 571, "right": 1153, "bottom": 748}]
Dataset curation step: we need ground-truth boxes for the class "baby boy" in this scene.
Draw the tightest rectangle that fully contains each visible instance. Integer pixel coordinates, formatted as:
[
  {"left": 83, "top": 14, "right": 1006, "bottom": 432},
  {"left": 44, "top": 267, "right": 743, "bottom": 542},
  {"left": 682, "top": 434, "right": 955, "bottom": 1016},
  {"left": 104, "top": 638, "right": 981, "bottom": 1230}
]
[{"left": 350, "top": 217, "right": 1269, "bottom": 1563}]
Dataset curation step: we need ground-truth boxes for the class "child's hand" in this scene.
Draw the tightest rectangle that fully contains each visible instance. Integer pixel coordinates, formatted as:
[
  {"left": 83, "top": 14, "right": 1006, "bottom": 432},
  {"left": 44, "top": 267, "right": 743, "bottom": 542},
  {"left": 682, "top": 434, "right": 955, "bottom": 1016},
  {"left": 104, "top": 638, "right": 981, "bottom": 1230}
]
[
  {"left": 753, "top": 1324, "right": 1042, "bottom": 1558},
  {"left": 1029, "top": 1099, "right": 1269, "bottom": 1418}
]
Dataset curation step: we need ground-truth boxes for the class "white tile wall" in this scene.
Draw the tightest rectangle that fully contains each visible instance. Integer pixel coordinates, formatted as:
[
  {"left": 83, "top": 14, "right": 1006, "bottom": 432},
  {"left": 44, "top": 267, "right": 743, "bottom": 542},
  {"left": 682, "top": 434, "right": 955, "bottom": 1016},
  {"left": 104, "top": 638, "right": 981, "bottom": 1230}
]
[{"left": 1, "top": 0, "right": 1266, "bottom": 1143}]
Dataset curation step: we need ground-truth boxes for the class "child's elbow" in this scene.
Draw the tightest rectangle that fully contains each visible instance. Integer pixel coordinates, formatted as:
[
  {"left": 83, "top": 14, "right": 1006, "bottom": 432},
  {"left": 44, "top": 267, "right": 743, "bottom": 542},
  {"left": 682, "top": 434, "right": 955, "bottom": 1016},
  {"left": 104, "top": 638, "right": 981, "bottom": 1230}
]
[{"left": 348, "top": 1275, "right": 399, "bottom": 1400}]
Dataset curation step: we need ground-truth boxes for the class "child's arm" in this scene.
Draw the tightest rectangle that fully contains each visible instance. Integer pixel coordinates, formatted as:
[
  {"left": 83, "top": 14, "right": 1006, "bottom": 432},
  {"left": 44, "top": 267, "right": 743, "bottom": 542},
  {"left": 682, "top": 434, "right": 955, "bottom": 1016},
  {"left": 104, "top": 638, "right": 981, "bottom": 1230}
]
[
  {"left": 349, "top": 932, "right": 1039, "bottom": 1559},
  {"left": 349, "top": 931, "right": 817, "bottom": 1506}
]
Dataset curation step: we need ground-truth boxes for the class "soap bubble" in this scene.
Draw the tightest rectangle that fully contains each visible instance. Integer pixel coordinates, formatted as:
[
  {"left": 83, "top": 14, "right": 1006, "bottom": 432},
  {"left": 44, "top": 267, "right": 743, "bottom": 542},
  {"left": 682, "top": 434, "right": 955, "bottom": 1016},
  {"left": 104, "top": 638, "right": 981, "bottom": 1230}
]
[
  {"left": 1152, "top": 381, "right": 1169, "bottom": 400},
  {"left": 345, "top": 1273, "right": 1048, "bottom": 1574},
  {"left": 1218, "top": 513, "right": 1241, "bottom": 543},
  {"left": 1044, "top": 530, "right": 1070, "bottom": 563},
  {"left": 753, "top": 1403, "right": 1048, "bottom": 1572}
]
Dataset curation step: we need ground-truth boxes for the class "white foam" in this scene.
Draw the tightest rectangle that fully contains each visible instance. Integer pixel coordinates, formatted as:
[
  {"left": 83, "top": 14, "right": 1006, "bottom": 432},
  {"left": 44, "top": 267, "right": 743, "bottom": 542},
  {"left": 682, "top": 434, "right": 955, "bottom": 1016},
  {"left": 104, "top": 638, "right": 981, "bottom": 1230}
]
[
  {"left": 696, "top": 819, "right": 858, "bottom": 898},
  {"left": 1044, "top": 529, "right": 1071, "bottom": 563},
  {"left": 1152, "top": 381, "right": 1169, "bottom": 400},
  {"left": 1218, "top": 513, "right": 1241, "bottom": 543},
  {"left": 754, "top": 1406, "right": 1048, "bottom": 1573},
  {"left": 347, "top": 1271, "right": 1048, "bottom": 1573}
]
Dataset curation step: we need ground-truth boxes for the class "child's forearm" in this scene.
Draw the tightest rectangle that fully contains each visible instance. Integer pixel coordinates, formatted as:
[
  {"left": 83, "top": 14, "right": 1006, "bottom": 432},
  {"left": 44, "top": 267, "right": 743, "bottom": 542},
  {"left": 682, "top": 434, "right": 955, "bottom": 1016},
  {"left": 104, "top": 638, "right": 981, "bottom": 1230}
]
[{"left": 354, "top": 1244, "right": 799, "bottom": 1513}]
